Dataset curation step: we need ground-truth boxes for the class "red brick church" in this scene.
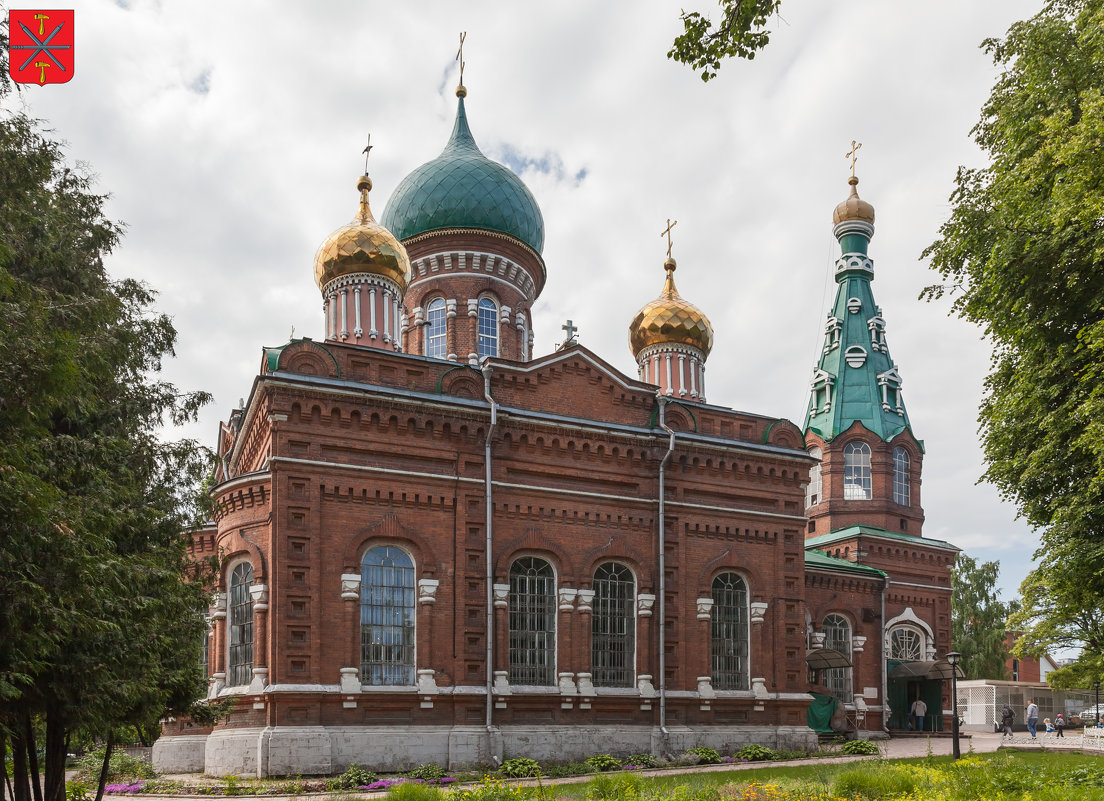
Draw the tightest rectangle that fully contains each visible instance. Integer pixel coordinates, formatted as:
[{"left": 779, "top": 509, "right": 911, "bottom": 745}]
[{"left": 154, "top": 79, "right": 958, "bottom": 776}]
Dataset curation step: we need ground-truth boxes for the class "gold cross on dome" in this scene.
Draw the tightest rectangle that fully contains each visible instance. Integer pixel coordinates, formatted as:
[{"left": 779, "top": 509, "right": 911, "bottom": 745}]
[
  {"left": 660, "top": 218, "right": 678, "bottom": 259},
  {"left": 456, "top": 31, "right": 467, "bottom": 85},
  {"left": 362, "top": 133, "right": 373, "bottom": 173},
  {"left": 846, "top": 140, "right": 862, "bottom": 178}
]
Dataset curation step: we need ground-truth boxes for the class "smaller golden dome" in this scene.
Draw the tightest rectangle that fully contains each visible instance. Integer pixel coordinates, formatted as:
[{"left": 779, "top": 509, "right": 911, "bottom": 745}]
[
  {"left": 313, "top": 175, "right": 411, "bottom": 292},
  {"left": 833, "top": 176, "right": 875, "bottom": 225},
  {"left": 629, "top": 258, "right": 714, "bottom": 359}
]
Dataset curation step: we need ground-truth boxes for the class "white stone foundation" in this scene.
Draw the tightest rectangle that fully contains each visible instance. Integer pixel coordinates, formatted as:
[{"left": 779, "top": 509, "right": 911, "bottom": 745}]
[{"left": 154, "top": 724, "right": 818, "bottom": 777}]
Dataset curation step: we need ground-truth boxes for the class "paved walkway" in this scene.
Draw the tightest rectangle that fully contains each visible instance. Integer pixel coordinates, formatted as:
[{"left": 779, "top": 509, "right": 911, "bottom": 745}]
[{"left": 130, "top": 730, "right": 1101, "bottom": 801}]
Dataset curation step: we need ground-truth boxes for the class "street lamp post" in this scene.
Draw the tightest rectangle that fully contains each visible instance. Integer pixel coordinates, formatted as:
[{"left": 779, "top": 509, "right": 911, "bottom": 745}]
[{"left": 946, "top": 651, "right": 962, "bottom": 760}]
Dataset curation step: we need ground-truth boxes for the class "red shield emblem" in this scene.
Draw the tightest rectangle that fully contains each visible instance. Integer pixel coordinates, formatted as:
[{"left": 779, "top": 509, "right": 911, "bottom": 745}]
[{"left": 8, "top": 10, "right": 75, "bottom": 86}]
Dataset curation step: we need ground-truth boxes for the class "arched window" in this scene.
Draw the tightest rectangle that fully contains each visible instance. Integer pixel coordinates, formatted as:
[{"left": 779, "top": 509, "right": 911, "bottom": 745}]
[
  {"left": 360, "top": 545, "right": 415, "bottom": 685},
  {"left": 889, "top": 626, "right": 924, "bottom": 661},
  {"left": 478, "top": 297, "right": 498, "bottom": 360},
  {"left": 823, "top": 614, "right": 853, "bottom": 702},
  {"left": 843, "top": 441, "right": 872, "bottom": 500},
  {"left": 893, "top": 447, "right": 910, "bottom": 506},
  {"left": 711, "top": 572, "right": 749, "bottom": 690},
  {"left": 509, "top": 557, "right": 555, "bottom": 685},
  {"left": 424, "top": 298, "right": 447, "bottom": 359},
  {"left": 806, "top": 447, "right": 823, "bottom": 507},
  {"left": 200, "top": 619, "right": 210, "bottom": 677},
  {"left": 591, "top": 563, "right": 635, "bottom": 688},
  {"left": 228, "top": 562, "right": 254, "bottom": 686}
]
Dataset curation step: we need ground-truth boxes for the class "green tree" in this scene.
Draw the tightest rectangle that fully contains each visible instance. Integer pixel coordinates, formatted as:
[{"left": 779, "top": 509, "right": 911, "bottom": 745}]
[
  {"left": 668, "top": 0, "right": 781, "bottom": 81},
  {"left": 923, "top": 0, "right": 1104, "bottom": 681},
  {"left": 0, "top": 74, "right": 213, "bottom": 801},
  {"left": 950, "top": 555, "right": 1011, "bottom": 680}
]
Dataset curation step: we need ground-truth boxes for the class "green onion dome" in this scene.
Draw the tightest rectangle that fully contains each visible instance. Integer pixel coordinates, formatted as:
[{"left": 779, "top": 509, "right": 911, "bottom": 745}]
[{"left": 381, "top": 93, "right": 545, "bottom": 254}]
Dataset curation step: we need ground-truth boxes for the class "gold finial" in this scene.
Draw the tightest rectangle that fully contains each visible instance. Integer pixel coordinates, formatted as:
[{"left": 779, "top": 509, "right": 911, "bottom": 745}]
[
  {"left": 660, "top": 218, "right": 678, "bottom": 260},
  {"left": 846, "top": 140, "right": 862, "bottom": 179},
  {"left": 455, "top": 31, "right": 467, "bottom": 97},
  {"left": 362, "top": 133, "right": 373, "bottom": 174}
]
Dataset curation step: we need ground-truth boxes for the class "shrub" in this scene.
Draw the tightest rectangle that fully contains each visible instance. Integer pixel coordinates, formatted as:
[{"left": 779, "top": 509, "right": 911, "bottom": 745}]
[
  {"left": 328, "top": 763, "right": 379, "bottom": 790},
  {"left": 840, "top": 738, "right": 879, "bottom": 756},
  {"left": 543, "top": 762, "right": 593, "bottom": 779},
  {"left": 586, "top": 772, "right": 643, "bottom": 800},
  {"left": 624, "top": 753, "right": 660, "bottom": 769},
  {"left": 585, "top": 754, "right": 622, "bottom": 772},
  {"left": 500, "top": 757, "right": 542, "bottom": 778},
  {"left": 74, "top": 749, "right": 155, "bottom": 782},
  {"left": 734, "top": 744, "right": 775, "bottom": 762},
  {"left": 449, "top": 776, "right": 530, "bottom": 801},
  {"left": 407, "top": 763, "right": 447, "bottom": 782},
  {"left": 686, "top": 747, "right": 721, "bottom": 764},
  {"left": 386, "top": 781, "right": 444, "bottom": 801},
  {"left": 65, "top": 781, "right": 92, "bottom": 801}
]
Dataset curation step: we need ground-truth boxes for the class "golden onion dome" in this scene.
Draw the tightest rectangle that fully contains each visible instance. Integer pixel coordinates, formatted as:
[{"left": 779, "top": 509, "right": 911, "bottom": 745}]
[
  {"left": 313, "top": 175, "right": 411, "bottom": 292},
  {"left": 832, "top": 176, "right": 875, "bottom": 225},
  {"left": 628, "top": 258, "right": 714, "bottom": 359}
]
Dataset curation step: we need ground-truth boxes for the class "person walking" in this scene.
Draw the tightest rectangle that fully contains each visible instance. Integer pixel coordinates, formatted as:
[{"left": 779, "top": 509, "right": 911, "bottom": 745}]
[
  {"left": 1001, "top": 703, "right": 1016, "bottom": 741},
  {"left": 910, "top": 696, "right": 928, "bottom": 732},
  {"left": 1026, "top": 699, "right": 1039, "bottom": 740},
  {"left": 1056, "top": 713, "right": 1065, "bottom": 738}
]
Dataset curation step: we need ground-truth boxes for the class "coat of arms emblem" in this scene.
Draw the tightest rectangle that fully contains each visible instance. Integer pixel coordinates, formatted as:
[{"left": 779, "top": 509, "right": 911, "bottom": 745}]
[{"left": 8, "top": 10, "right": 75, "bottom": 86}]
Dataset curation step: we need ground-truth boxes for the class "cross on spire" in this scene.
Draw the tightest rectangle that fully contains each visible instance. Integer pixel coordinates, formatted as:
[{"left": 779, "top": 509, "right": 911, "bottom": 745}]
[
  {"left": 456, "top": 31, "right": 467, "bottom": 86},
  {"left": 660, "top": 218, "right": 678, "bottom": 259},
  {"left": 846, "top": 140, "right": 862, "bottom": 178},
  {"left": 362, "top": 133, "right": 373, "bottom": 173}
]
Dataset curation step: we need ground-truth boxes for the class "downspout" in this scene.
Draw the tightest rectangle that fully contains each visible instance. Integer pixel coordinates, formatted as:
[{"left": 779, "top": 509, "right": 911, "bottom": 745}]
[
  {"left": 656, "top": 395, "right": 676, "bottom": 742},
  {"left": 882, "top": 573, "right": 890, "bottom": 735},
  {"left": 482, "top": 364, "right": 500, "bottom": 762}
]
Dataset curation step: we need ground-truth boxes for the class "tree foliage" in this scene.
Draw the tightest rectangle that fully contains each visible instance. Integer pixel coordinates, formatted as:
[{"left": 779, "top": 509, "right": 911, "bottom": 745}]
[
  {"left": 923, "top": 0, "right": 1104, "bottom": 680},
  {"left": 0, "top": 86, "right": 213, "bottom": 801},
  {"left": 668, "top": 0, "right": 782, "bottom": 81},
  {"left": 951, "top": 555, "right": 1012, "bottom": 680}
]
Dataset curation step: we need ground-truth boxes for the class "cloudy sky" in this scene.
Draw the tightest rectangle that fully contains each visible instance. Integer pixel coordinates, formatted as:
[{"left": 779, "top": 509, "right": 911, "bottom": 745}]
[{"left": 6, "top": 0, "right": 1046, "bottom": 606}]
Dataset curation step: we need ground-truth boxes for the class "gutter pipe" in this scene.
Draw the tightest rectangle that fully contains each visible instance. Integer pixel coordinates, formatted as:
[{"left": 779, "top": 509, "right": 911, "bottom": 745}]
[
  {"left": 483, "top": 364, "right": 500, "bottom": 763},
  {"left": 656, "top": 394, "right": 676, "bottom": 743}
]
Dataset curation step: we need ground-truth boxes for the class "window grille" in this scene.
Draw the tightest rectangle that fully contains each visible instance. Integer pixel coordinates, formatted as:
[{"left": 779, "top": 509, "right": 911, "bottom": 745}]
[
  {"left": 823, "top": 614, "right": 853, "bottom": 702},
  {"left": 425, "top": 298, "right": 447, "bottom": 359},
  {"left": 806, "top": 447, "right": 823, "bottom": 506},
  {"left": 228, "top": 562, "right": 254, "bottom": 686},
  {"left": 711, "top": 572, "right": 749, "bottom": 690},
  {"left": 890, "top": 626, "right": 924, "bottom": 660},
  {"left": 843, "top": 441, "right": 872, "bottom": 500},
  {"left": 509, "top": 557, "right": 555, "bottom": 685},
  {"left": 361, "top": 545, "right": 416, "bottom": 685},
  {"left": 591, "top": 563, "right": 635, "bottom": 687},
  {"left": 893, "top": 447, "right": 910, "bottom": 506},
  {"left": 478, "top": 298, "right": 498, "bottom": 359},
  {"left": 200, "top": 626, "right": 209, "bottom": 677}
]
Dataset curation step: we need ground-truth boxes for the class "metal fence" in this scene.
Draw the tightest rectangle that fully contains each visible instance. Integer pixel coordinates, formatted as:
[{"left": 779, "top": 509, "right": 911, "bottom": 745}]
[{"left": 955, "top": 681, "right": 1096, "bottom": 731}]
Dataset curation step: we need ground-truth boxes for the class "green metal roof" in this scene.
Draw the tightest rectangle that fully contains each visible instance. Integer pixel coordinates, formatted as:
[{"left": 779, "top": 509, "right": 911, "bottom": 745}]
[
  {"left": 804, "top": 549, "right": 886, "bottom": 578},
  {"left": 803, "top": 216, "right": 915, "bottom": 442},
  {"left": 805, "top": 524, "right": 960, "bottom": 552},
  {"left": 381, "top": 96, "right": 545, "bottom": 254}
]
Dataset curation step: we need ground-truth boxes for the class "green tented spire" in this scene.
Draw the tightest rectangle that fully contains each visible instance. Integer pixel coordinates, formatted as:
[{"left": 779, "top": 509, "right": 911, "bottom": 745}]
[{"left": 804, "top": 177, "right": 914, "bottom": 442}]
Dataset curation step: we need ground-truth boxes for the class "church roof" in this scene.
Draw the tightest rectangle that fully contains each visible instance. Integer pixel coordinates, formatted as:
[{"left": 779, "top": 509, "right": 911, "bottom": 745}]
[
  {"left": 803, "top": 549, "right": 886, "bottom": 578},
  {"left": 381, "top": 94, "right": 545, "bottom": 254},
  {"left": 804, "top": 176, "right": 915, "bottom": 442},
  {"left": 805, "top": 524, "right": 960, "bottom": 553}
]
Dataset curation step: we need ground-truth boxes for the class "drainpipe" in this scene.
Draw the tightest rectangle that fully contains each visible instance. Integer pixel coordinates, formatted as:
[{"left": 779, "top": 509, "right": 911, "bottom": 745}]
[
  {"left": 656, "top": 395, "right": 676, "bottom": 743},
  {"left": 482, "top": 365, "right": 499, "bottom": 763},
  {"left": 882, "top": 573, "right": 890, "bottom": 735}
]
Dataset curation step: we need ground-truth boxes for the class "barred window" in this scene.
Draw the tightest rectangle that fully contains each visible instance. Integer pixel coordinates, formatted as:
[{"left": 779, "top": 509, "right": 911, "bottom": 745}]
[
  {"left": 361, "top": 545, "right": 416, "bottom": 685},
  {"left": 591, "top": 563, "right": 635, "bottom": 688},
  {"left": 509, "top": 557, "right": 555, "bottom": 685},
  {"left": 806, "top": 447, "right": 823, "bottom": 506},
  {"left": 893, "top": 447, "right": 910, "bottom": 506},
  {"left": 478, "top": 297, "right": 498, "bottom": 360},
  {"left": 890, "top": 626, "right": 924, "bottom": 660},
  {"left": 425, "top": 298, "right": 447, "bottom": 359},
  {"left": 711, "top": 572, "right": 749, "bottom": 690},
  {"left": 228, "top": 563, "right": 254, "bottom": 686},
  {"left": 823, "top": 614, "right": 853, "bottom": 703},
  {"left": 843, "top": 441, "right": 872, "bottom": 500}
]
